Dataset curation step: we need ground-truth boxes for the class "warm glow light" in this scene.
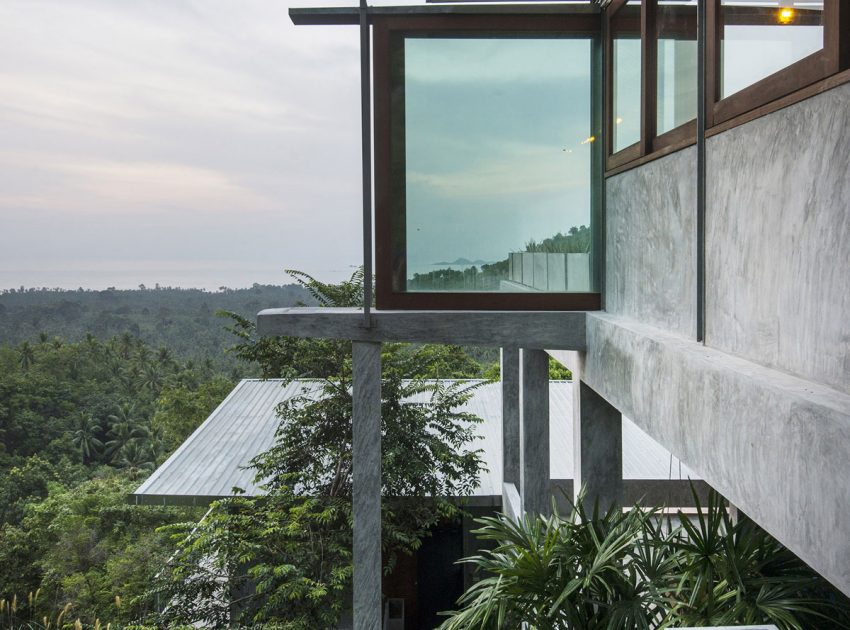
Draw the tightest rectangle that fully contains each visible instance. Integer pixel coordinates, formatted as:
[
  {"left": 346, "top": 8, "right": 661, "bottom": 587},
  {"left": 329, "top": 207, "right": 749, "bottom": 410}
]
[
  {"left": 581, "top": 135, "right": 596, "bottom": 145},
  {"left": 616, "top": 117, "right": 623, "bottom": 125},
  {"left": 777, "top": 7, "right": 796, "bottom": 24}
]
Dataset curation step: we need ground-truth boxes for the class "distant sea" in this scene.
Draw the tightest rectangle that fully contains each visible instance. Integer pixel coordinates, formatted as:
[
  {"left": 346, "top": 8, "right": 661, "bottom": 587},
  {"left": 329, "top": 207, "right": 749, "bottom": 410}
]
[{"left": 0, "top": 265, "right": 359, "bottom": 292}]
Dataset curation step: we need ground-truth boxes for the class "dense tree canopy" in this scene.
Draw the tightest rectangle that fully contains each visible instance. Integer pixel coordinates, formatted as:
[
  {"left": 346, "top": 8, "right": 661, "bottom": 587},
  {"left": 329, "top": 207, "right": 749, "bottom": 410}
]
[{"left": 151, "top": 270, "right": 489, "bottom": 628}]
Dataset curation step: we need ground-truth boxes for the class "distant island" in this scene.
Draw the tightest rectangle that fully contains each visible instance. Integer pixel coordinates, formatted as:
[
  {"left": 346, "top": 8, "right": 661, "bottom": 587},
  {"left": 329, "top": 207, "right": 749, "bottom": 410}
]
[{"left": 432, "top": 258, "right": 491, "bottom": 266}]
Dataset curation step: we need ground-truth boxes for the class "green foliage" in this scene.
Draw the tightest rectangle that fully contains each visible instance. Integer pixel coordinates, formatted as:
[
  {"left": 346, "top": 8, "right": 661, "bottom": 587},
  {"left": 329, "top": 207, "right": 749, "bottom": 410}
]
[
  {"left": 0, "top": 333, "right": 230, "bottom": 626},
  {"left": 439, "top": 495, "right": 674, "bottom": 630},
  {"left": 481, "top": 356, "right": 573, "bottom": 381},
  {"left": 439, "top": 489, "right": 850, "bottom": 630},
  {"left": 0, "top": 475, "right": 201, "bottom": 627},
  {"left": 0, "top": 283, "right": 314, "bottom": 374},
  {"left": 525, "top": 225, "right": 591, "bottom": 255},
  {"left": 670, "top": 490, "right": 850, "bottom": 629},
  {"left": 152, "top": 377, "right": 233, "bottom": 452},
  {"left": 152, "top": 270, "right": 487, "bottom": 628}
]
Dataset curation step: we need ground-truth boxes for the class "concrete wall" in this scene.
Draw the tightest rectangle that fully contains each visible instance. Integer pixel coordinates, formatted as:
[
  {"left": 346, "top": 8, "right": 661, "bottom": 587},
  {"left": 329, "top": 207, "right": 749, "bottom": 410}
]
[
  {"left": 605, "top": 147, "right": 697, "bottom": 338},
  {"left": 706, "top": 82, "right": 850, "bottom": 395},
  {"left": 582, "top": 313, "right": 850, "bottom": 597},
  {"left": 589, "top": 83, "right": 850, "bottom": 595}
]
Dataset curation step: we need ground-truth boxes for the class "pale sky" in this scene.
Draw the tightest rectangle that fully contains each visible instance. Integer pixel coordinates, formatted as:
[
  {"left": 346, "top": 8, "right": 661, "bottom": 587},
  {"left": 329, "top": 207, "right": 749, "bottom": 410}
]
[
  {"left": 0, "top": 0, "right": 365, "bottom": 290},
  {"left": 0, "top": 1, "right": 821, "bottom": 290}
]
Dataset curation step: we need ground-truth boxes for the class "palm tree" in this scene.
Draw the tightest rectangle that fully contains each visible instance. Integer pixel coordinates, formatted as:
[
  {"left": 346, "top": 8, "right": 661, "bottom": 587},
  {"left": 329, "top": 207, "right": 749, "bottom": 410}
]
[
  {"left": 157, "top": 347, "right": 174, "bottom": 368},
  {"left": 18, "top": 341, "right": 35, "bottom": 372},
  {"left": 138, "top": 363, "right": 164, "bottom": 394},
  {"left": 104, "top": 421, "right": 149, "bottom": 461},
  {"left": 114, "top": 441, "right": 156, "bottom": 479},
  {"left": 118, "top": 332, "right": 134, "bottom": 360},
  {"left": 71, "top": 413, "right": 104, "bottom": 464}
]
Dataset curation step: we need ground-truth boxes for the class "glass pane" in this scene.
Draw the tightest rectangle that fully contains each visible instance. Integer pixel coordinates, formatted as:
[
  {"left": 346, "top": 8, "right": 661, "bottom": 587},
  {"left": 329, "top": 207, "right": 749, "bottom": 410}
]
[
  {"left": 721, "top": 1, "right": 824, "bottom": 99},
  {"left": 399, "top": 37, "right": 593, "bottom": 293},
  {"left": 612, "top": 2, "right": 641, "bottom": 152},
  {"left": 657, "top": 1, "right": 697, "bottom": 134}
]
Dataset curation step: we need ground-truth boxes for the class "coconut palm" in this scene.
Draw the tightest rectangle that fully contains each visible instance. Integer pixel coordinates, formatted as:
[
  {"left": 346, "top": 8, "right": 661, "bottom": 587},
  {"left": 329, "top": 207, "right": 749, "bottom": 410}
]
[
  {"left": 71, "top": 413, "right": 104, "bottom": 464},
  {"left": 18, "top": 342, "right": 35, "bottom": 372},
  {"left": 113, "top": 441, "right": 156, "bottom": 478}
]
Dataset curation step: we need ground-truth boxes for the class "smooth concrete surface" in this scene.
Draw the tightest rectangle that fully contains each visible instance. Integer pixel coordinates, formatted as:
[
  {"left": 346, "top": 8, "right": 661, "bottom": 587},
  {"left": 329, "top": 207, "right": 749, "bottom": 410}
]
[
  {"left": 351, "top": 342, "right": 382, "bottom": 630},
  {"left": 582, "top": 312, "right": 850, "bottom": 596},
  {"left": 605, "top": 147, "right": 697, "bottom": 338},
  {"left": 520, "top": 348, "right": 550, "bottom": 516},
  {"left": 501, "top": 348, "right": 520, "bottom": 486},
  {"left": 706, "top": 82, "right": 850, "bottom": 395},
  {"left": 257, "top": 307, "right": 587, "bottom": 350},
  {"left": 574, "top": 382, "right": 623, "bottom": 511}
]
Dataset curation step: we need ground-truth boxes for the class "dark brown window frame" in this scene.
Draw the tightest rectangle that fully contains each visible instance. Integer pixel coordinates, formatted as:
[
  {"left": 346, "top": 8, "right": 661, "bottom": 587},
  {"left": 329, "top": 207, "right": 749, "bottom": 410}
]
[
  {"left": 605, "top": 0, "right": 850, "bottom": 177},
  {"left": 373, "top": 14, "right": 602, "bottom": 311}
]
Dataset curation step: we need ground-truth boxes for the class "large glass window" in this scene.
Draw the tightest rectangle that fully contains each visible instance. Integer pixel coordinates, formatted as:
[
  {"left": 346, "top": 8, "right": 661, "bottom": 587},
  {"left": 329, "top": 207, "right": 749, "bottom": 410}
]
[
  {"left": 389, "top": 35, "right": 595, "bottom": 298},
  {"left": 611, "top": 2, "right": 642, "bottom": 152},
  {"left": 720, "top": 1, "right": 824, "bottom": 99},
  {"left": 657, "top": 1, "right": 697, "bottom": 135}
]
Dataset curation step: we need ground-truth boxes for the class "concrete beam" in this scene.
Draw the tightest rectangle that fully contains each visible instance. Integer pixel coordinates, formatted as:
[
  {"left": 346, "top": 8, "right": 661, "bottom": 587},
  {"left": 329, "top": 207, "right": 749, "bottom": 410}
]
[
  {"left": 257, "top": 307, "right": 587, "bottom": 350},
  {"left": 583, "top": 312, "right": 850, "bottom": 596},
  {"left": 501, "top": 348, "right": 521, "bottom": 486},
  {"left": 351, "top": 342, "right": 382, "bottom": 630},
  {"left": 520, "top": 348, "right": 550, "bottom": 515},
  {"left": 574, "top": 382, "right": 623, "bottom": 511}
]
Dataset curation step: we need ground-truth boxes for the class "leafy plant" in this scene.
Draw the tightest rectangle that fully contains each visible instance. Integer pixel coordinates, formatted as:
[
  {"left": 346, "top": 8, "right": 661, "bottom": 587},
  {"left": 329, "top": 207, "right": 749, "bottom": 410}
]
[
  {"left": 439, "top": 488, "right": 850, "bottom": 630},
  {"left": 438, "top": 494, "right": 674, "bottom": 630},
  {"left": 151, "top": 270, "right": 487, "bottom": 628},
  {"left": 671, "top": 490, "right": 850, "bottom": 630}
]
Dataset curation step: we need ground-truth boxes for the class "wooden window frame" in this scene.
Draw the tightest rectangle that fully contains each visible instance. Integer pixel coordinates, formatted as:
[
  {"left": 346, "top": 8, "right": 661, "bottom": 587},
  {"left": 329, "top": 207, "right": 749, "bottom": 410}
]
[
  {"left": 605, "top": 0, "right": 850, "bottom": 176},
  {"left": 708, "top": 0, "right": 846, "bottom": 126},
  {"left": 606, "top": 0, "right": 699, "bottom": 171},
  {"left": 605, "top": 0, "right": 643, "bottom": 171},
  {"left": 372, "top": 14, "right": 602, "bottom": 311}
]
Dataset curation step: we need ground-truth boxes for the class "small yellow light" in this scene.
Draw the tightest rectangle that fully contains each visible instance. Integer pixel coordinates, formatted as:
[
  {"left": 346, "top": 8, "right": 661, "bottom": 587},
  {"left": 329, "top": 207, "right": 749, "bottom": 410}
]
[
  {"left": 777, "top": 7, "right": 795, "bottom": 24},
  {"left": 581, "top": 135, "right": 596, "bottom": 145},
  {"left": 616, "top": 117, "right": 624, "bottom": 124}
]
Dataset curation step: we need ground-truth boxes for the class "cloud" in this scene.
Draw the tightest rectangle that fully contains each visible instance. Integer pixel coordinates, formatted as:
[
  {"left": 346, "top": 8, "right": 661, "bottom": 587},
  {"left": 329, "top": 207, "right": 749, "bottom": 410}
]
[
  {"left": 0, "top": 0, "right": 365, "bottom": 286},
  {"left": 407, "top": 142, "right": 590, "bottom": 198}
]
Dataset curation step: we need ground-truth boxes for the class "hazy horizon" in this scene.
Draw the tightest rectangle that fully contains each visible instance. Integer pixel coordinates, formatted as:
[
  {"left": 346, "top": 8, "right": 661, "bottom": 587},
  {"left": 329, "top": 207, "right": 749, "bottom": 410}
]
[{"left": 1, "top": 0, "right": 367, "bottom": 291}]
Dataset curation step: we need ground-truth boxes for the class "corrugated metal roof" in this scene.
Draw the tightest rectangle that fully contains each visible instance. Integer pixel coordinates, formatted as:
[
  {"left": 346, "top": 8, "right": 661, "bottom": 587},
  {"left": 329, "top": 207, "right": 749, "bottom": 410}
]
[{"left": 132, "top": 379, "right": 698, "bottom": 505}]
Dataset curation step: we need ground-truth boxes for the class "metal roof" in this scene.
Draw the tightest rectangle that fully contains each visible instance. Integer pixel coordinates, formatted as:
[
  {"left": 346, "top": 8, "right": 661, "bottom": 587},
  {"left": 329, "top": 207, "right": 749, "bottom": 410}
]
[{"left": 131, "top": 379, "right": 698, "bottom": 506}]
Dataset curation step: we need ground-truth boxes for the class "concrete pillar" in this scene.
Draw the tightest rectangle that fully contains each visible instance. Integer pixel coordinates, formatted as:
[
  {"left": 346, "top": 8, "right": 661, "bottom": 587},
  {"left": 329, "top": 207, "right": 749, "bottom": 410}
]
[
  {"left": 501, "top": 347, "right": 520, "bottom": 487},
  {"left": 352, "top": 342, "right": 381, "bottom": 630},
  {"left": 520, "top": 348, "right": 550, "bottom": 516},
  {"left": 574, "top": 382, "right": 623, "bottom": 512}
]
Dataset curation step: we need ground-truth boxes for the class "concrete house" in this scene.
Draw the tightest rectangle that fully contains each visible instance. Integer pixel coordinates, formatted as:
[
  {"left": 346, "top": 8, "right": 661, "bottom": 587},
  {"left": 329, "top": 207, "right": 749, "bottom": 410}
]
[{"left": 144, "top": 1, "right": 850, "bottom": 627}]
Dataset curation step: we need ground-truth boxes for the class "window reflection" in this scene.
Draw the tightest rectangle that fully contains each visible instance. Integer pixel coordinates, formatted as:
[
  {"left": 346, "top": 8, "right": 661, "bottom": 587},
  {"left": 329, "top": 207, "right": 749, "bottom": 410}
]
[
  {"left": 721, "top": 1, "right": 824, "bottom": 99},
  {"left": 399, "top": 37, "right": 593, "bottom": 293},
  {"left": 657, "top": 1, "right": 697, "bottom": 134},
  {"left": 612, "top": 1, "right": 641, "bottom": 152}
]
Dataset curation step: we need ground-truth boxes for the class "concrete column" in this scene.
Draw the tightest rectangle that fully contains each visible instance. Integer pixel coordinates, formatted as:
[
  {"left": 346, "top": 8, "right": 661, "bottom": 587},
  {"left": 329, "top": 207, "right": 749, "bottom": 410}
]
[
  {"left": 500, "top": 347, "right": 520, "bottom": 487},
  {"left": 574, "top": 382, "right": 623, "bottom": 512},
  {"left": 352, "top": 341, "right": 381, "bottom": 630},
  {"left": 520, "top": 348, "right": 550, "bottom": 516}
]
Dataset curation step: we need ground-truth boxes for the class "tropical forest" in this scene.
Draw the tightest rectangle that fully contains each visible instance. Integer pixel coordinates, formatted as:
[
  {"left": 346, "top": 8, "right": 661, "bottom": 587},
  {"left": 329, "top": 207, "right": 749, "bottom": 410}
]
[{"left": 1, "top": 272, "right": 849, "bottom": 629}]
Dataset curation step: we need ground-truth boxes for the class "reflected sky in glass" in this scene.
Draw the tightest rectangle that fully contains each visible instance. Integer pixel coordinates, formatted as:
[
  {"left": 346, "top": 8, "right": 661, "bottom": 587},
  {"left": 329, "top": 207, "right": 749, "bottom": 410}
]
[
  {"left": 721, "top": 2, "right": 823, "bottom": 98},
  {"left": 657, "top": 1, "right": 697, "bottom": 134},
  {"left": 404, "top": 38, "right": 591, "bottom": 277}
]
